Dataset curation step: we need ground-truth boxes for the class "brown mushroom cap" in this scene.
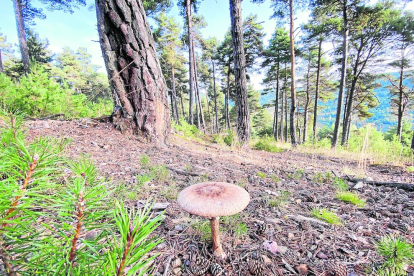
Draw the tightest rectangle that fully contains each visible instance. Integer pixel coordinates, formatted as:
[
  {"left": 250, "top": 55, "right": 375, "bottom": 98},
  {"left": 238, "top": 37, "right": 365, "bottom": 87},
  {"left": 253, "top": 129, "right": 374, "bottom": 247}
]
[{"left": 177, "top": 182, "right": 250, "bottom": 217}]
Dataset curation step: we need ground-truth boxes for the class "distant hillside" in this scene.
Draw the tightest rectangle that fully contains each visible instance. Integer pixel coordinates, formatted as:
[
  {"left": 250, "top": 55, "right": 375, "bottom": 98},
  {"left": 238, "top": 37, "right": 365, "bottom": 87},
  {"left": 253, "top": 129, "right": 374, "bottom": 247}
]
[{"left": 260, "top": 76, "right": 413, "bottom": 132}]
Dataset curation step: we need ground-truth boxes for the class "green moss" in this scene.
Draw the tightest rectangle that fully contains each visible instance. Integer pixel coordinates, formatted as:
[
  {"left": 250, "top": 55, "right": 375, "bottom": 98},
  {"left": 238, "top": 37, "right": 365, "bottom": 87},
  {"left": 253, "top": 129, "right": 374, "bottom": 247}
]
[
  {"left": 336, "top": 191, "right": 365, "bottom": 207},
  {"left": 311, "top": 208, "right": 342, "bottom": 225}
]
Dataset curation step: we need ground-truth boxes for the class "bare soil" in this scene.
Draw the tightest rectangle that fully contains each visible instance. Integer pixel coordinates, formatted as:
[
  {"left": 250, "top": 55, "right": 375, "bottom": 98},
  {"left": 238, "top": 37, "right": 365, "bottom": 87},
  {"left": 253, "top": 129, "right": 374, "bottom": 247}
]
[{"left": 26, "top": 119, "right": 414, "bottom": 276}]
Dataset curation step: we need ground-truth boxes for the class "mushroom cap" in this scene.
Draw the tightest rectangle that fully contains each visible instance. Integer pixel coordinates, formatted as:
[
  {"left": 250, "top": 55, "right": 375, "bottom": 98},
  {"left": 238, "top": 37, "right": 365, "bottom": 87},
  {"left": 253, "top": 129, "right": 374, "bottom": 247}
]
[{"left": 177, "top": 182, "right": 250, "bottom": 217}]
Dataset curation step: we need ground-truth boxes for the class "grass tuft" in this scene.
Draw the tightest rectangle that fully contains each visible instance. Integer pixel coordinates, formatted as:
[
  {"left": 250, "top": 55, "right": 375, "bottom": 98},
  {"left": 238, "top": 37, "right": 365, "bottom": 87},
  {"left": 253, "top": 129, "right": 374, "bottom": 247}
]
[
  {"left": 377, "top": 235, "right": 414, "bottom": 275},
  {"left": 336, "top": 191, "right": 365, "bottom": 207},
  {"left": 332, "top": 177, "right": 349, "bottom": 191},
  {"left": 311, "top": 208, "right": 342, "bottom": 225},
  {"left": 257, "top": 172, "right": 266, "bottom": 178}
]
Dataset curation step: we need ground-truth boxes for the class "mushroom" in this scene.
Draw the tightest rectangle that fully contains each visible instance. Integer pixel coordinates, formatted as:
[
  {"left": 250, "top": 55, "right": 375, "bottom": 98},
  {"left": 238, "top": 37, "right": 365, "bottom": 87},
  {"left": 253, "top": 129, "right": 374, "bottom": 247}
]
[{"left": 177, "top": 182, "right": 250, "bottom": 258}]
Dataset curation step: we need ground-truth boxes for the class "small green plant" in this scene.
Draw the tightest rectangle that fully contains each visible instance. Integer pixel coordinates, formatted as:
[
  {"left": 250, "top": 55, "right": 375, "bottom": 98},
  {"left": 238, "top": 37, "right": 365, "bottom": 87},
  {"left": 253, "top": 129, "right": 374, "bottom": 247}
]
[
  {"left": 325, "top": 172, "right": 333, "bottom": 183},
  {"left": 236, "top": 178, "right": 247, "bottom": 188},
  {"left": 311, "top": 208, "right": 342, "bottom": 225},
  {"left": 200, "top": 173, "right": 209, "bottom": 182},
  {"left": 224, "top": 130, "right": 237, "bottom": 146},
  {"left": 270, "top": 174, "right": 280, "bottom": 183},
  {"left": 191, "top": 219, "right": 212, "bottom": 240},
  {"left": 293, "top": 168, "right": 304, "bottom": 179},
  {"left": 150, "top": 164, "right": 170, "bottom": 182},
  {"left": 212, "top": 133, "right": 225, "bottom": 145},
  {"left": 377, "top": 235, "right": 414, "bottom": 275},
  {"left": 140, "top": 154, "right": 150, "bottom": 167},
  {"left": 172, "top": 118, "right": 201, "bottom": 140},
  {"left": 221, "top": 214, "right": 248, "bottom": 238},
  {"left": 407, "top": 166, "right": 414, "bottom": 173},
  {"left": 160, "top": 183, "right": 178, "bottom": 200},
  {"left": 313, "top": 172, "right": 324, "bottom": 183},
  {"left": 332, "top": 177, "right": 349, "bottom": 191},
  {"left": 137, "top": 173, "right": 153, "bottom": 187},
  {"left": 253, "top": 136, "right": 284, "bottom": 153},
  {"left": 257, "top": 171, "right": 266, "bottom": 178},
  {"left": 268, "top": 190, "right": 290, "bottom": 208},
  {"left": 336, "top": 191, "right": 365, "bottom": 207}
]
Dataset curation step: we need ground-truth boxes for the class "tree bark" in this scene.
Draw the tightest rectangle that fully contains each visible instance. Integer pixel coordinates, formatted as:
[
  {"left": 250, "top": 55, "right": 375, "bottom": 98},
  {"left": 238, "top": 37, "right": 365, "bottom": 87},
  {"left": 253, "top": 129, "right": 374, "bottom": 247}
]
[
  {"left": 285, "top": 80, "right": 288, "bottom": 142},
  {"left": 411, "top": 130, "right": 414, "bottom": 150},
  {"left": 289, "top": 0, "right": 297, "bottom": 146},
  {"left": 95, "top": 0, "right": 170, "bottom": 143},
  {"left": 332, "top": 0, "right": 349, "bottom": 148},
  {"left": 313, "top": 38, "right": 322, "bottom": 142},
  {"left": 186, "top": 0, "right": 194, "bottom": 125},
  {"left": 12, "top": 0, "right": 30, "bottom": 73},
  {"left": 212, "top": 60, "right": 219, "bottom": 133},
  {"left": 303, "top": 57, "right": 311, "bottom": 143},
  {"left": 193, "top": 53, "right": 206, "bottom": 132},
  {"left": 229, "top": 0, "right": 250, "bottom": 145}
]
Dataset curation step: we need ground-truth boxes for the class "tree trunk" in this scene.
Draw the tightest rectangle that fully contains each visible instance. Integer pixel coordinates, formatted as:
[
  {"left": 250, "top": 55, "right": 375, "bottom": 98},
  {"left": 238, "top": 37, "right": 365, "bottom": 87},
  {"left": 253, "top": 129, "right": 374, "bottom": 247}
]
[
  {"left": 180, "top": 90, "right": 185, "bottom": 118},
  {"left": 12, "top": 0, "right": 30, "bottom": 73},
  {"left": 289, "top": 0, "right": 297, "bottom": 146},
  {"left": 411, "top": 130, "right": 414, "bottom": 150},
  {"left": 303, "top": 57, "right": 311, "bottom": 143},
  {"left": 229, "top": 0, "right": 250, "bottom": 145},
  {"left": 273, "top": 63, "right": 280, "bottom": 141},
  {"left": 280, "top": 78, "right": 284, "bottom": 142},
  {"left": 171, "top": 67, "right": 178, "bottom": 122},
  {"left": 212, "top": 60, "right": 219, "bottom": 133},
  {"left": 332, "top": 0, "right": 349, "bottom": 148},
  {"left": 397, "top": 56, "right": 404, "bottom": 141},
  {"left": 95, "top": 0, "right": 170, "bottom": 143},
  {"left": 193, "top": 53, "right": 206, "bottom": 132},
  {"left": 186, "top": 0, "right": 194, "bottom": 124},
  {"left": 341, "top": 37, "right": 364, "bottom": 145},
  {"left": 225, "top": 64, "right": 231, "bottom": 129},
  {"left": 285, "top": 79, "right": 288, "bottom": 142},
  {"left": 313, "top": 37, "right": 322, "bottom": 142},
  {"left": 0, "top": 49, "right": 4, "bottom": 73}
]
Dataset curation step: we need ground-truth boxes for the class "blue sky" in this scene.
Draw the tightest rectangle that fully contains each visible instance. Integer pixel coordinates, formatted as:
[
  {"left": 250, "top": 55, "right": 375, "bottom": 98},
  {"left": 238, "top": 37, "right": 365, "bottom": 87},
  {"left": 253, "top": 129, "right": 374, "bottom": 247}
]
[{"left": 0, "top": 0, "right": 279, "bottom": 70}]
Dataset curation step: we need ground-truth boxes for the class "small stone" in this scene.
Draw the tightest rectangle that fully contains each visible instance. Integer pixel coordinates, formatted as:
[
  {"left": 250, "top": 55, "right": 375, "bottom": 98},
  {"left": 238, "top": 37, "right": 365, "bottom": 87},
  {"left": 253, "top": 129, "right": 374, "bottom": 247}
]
[
  {"left": 261, "top": 255, "right": 272, "bottom": 264},
  {"left": 278, "top": 246, "right": 288, "bottom": 254},
  {"left": 317, "top": 252, "right": 328, "bottom": 259},
  {"left": 296, "top": 199, "right": 302, "bottom": 204},
  {"left": 172, "top": 258, "right": 182, "bottom": 268},
  {"left": 296, "top": 264, "right": 308, "bottom": 275},
  {"left": 288, "top": 233, "right": 294, "bottom": 240},
  {"left": 174, "top": 225, "right": 183, "bottom": 231},
  {"left": 172, "top": 267, "right": 181, "bottom": 275},
  {"left": 156, "top": 243, "right": 166, "bottom": 250},
  {"left": 352, "top": 181, "right": 365, "bottom": 189}
]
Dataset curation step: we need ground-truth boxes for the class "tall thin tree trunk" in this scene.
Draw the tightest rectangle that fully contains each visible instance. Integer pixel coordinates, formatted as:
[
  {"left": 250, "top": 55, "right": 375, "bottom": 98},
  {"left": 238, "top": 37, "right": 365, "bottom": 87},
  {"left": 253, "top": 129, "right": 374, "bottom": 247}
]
[
  {"left": 397, "top": 56, "right": 404, "bottom": 141},
  {"left": 313, "top": 38, "right": 322, "bottom": 142},
  {"left": 332, "top": 0, "right": 349, "bottom": 148},
  {"left": 280, "top": 78, "right": 284, "bottom": 142},
  {"left": 12, "top": 0, "right": 30, "bottom": 73},
  {"left": 186, "top": 0, "right": 194, "bottom": 124},
  {"left": 274, "top": 67, "right": 280, "bottom": 141},
  {"left": 226, "top": 65, "right": 231, "bottom": 129},
  {"left": 171, "top": 67, "right": 179, "bottom": 122},
  {"left": 193, "top": 53, "right": 206, "bottom": 132},
  {"left": 180, "top": 90, "right": 185, "bottom": 118},
  {"left": 212, "top": 60, "right": 219, "bottom": 133},
  {"left": 303, "top": 57, "right": 311, "bottom": 143},
  {"left": 0, "top": 49, "right": 4, "bottom": 72},
  {"left": 284, "top": 78, "right": 288, "bottom": 142},
  {"left": 289, "top": 0, "right": 297, "bottom": 146},
  {"left": 95, "top": 0, "right": 170, "bottom": 143},
  {"left": 411, "top": 130, "right": 414, "bottom": 150},
  {"left": 229, "top": 0, "right": 250, "bottom": 145}
]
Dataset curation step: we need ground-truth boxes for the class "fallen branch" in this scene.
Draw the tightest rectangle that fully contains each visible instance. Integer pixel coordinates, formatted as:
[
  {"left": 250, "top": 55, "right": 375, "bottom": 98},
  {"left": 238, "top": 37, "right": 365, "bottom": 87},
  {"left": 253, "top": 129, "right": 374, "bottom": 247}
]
[
  {"left": 166, "top": 167, "right": 201, "bottom": 177},
  {"left": 286, "top": 215, "right": 330, "bottom": 226},
  {"left": 344, "top": 176, "right": 414, "bottom": 191}
]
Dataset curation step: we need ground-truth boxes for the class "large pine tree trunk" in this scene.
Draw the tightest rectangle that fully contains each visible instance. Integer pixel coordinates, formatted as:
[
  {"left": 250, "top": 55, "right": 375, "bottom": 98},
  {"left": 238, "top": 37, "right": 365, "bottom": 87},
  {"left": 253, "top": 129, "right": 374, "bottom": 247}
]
[
  {"left": 284, "top": 73, "right": 288, "bottom": 142},
  {"left": 280, "top": 81, "right": 284, "bottom": 142},
  {"left": 332, "top": 0, "right": 349, "bottom": 148},
  {"left": 12, "top": 0, "right": 30, "bottom": 73},
  {"left": 186, "top": 0, "right": 194, "bottom": 124},
  {"left": 289, "top": 0, "right": 297, "bottom": 146},
  {"left": 95, "top": 0, "right": 170, "bottom": 143},
  {"left": 313, "top": 38, "right": 322, "bottom": 142},
  {"left": 212, "top": 60, "right": 219, "bottom": 133},
  {"left": 229, "top": 0, "right": 250, "bottom": 145}
]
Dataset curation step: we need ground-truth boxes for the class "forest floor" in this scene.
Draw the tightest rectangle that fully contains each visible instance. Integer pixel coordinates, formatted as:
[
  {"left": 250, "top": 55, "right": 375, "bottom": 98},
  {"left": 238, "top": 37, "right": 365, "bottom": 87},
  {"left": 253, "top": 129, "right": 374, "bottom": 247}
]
[{"left": 26, "top": 119, "right": 414, "bottom": 276}]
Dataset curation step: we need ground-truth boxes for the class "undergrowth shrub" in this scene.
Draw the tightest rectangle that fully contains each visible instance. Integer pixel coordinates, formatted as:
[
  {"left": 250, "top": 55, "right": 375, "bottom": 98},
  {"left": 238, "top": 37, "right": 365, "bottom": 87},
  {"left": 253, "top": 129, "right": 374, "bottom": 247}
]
[
  {"left": 0, "top": 112, "right": 162, "bottom": 275},
  {"left": 253, "top": 136, "right": 284, "bottom": 153},
  {"left": 311, "top": 208, "right": 342, "bottom": 225},
  {"left": 172, "top": 118, "right": 201, "bottom": 139},
  {"left": 0, "top": 66, "right": 113, "bottom": 118},
  {"left": 336, "top": 191, "right": 365, "bottom": 207}
]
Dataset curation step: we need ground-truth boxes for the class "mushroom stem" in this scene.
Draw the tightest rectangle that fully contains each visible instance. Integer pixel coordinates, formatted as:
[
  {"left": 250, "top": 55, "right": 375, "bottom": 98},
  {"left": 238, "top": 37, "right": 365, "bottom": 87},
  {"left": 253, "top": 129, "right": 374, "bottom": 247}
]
[{"left": 210, "top": 217, "right": 225, "bottom": 258}]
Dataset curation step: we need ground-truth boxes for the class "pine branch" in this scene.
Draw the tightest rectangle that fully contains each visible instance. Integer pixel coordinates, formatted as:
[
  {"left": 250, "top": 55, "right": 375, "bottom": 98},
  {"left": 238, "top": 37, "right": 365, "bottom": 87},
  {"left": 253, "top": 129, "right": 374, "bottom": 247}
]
[
  {"left": 68, "top": 191, "right": 85, "bottom": 266},
  {"left": 116, "top": 225, "right": 138, "bottom": 276},
  {"left": 0, "top": 241, "right": 16, "bottom": 276},
  {"left": 3, "top": 154, "right": 39, "bottom": 226}
]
